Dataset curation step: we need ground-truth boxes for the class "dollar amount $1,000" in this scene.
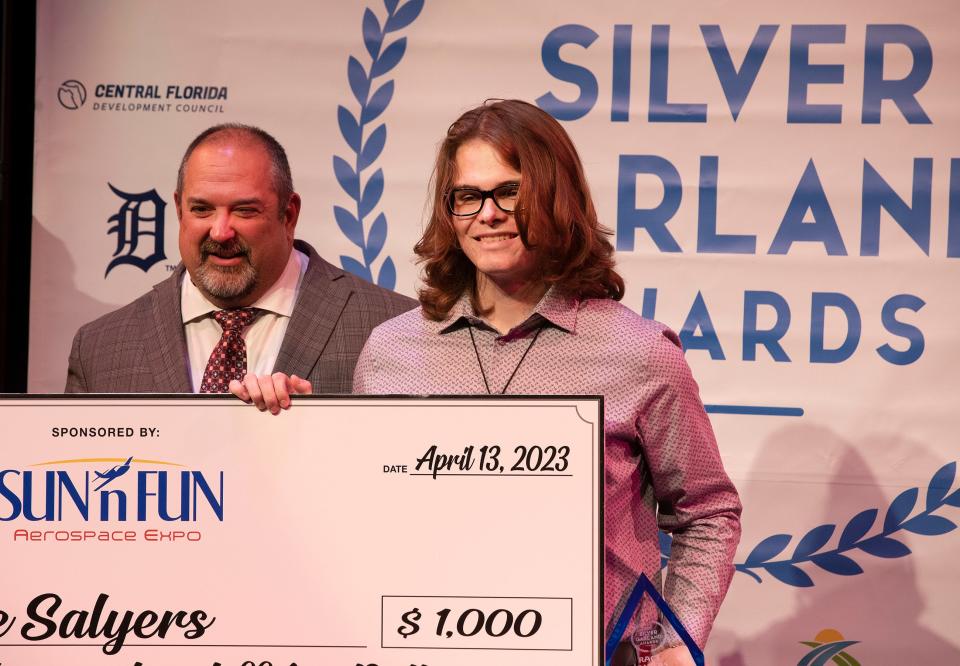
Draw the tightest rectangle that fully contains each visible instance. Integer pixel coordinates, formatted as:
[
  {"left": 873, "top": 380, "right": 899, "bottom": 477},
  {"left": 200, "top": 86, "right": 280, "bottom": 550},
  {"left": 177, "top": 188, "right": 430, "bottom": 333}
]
[{"left": 397, "top": 607, "right": 543, "bottom": 640}]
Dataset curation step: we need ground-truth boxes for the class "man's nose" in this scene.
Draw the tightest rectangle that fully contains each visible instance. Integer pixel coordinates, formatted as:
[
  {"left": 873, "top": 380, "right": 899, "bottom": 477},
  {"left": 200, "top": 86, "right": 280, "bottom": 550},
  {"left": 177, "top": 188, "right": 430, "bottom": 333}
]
[{"left": 208, "top": 211, "right": 236, "bottom": 242}]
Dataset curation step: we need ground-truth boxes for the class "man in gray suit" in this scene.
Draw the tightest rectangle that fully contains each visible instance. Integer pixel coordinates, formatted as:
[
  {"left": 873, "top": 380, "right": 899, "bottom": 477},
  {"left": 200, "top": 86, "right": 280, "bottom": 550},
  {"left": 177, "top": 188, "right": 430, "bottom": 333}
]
[{"left": 66, "top": 123, "right": 415, "bottom": 403}]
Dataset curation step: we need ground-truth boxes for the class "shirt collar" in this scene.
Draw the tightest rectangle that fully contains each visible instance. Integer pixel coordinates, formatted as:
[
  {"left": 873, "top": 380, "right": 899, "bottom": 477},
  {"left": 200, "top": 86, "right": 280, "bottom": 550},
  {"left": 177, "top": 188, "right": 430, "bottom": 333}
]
[
  {"left": 437, "top": 286, "right": 579, "bottom": 337},
  {"left": 181, "top": 248, "right": 308, "bottom": 324}
]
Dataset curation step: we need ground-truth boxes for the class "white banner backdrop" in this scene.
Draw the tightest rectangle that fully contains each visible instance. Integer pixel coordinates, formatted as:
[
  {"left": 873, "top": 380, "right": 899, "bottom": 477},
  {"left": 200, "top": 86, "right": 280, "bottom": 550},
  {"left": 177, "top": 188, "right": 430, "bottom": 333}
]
[{"left": 31, "top": 0, "right": 960, "bottom": 662}]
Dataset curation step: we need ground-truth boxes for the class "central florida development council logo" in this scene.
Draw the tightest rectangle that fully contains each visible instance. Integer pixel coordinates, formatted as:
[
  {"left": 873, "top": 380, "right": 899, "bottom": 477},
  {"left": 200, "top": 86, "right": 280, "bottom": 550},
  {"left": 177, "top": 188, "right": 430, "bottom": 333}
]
[
  {"left": 58, "top": 79, "right": 87, "bottom": 109},
  {"left": 798, "top": 628, "right": 861, "bottom": 666},
  {"left": 56, "top": 77, "right": 229, "bottom": 114}
]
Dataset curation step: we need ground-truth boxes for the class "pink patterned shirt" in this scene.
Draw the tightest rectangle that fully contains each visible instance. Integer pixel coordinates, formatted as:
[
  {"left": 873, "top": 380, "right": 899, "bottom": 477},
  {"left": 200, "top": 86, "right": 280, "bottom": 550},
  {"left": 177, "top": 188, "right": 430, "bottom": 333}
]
[{"left": 353, "top": 289, "right": 741, "bottom": 649}]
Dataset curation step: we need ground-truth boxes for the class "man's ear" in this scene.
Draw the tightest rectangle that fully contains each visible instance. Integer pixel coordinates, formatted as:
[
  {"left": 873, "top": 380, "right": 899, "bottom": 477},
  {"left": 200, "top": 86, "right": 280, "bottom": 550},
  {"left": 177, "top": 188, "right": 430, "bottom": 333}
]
[
  {"left": 173, "top": 191, "right": 183, "bottom": 222},
  {"left": 284, "top": 192, "right": 302, "bottom": 238}
]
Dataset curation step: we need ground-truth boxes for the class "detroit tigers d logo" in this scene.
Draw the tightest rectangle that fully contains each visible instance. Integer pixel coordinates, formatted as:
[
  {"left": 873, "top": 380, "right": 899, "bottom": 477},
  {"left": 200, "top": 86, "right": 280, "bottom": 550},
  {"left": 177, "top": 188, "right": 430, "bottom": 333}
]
[{"left": 105, "top": 183, "right": 167, "bottom": 276}]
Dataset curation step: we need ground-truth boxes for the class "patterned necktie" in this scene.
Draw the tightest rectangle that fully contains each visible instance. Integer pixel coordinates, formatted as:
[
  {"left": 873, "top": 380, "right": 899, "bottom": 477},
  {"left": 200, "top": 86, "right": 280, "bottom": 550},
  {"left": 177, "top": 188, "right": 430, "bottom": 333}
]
[{"left": 199, "top": 308, "right": 258, "bottom": 393}]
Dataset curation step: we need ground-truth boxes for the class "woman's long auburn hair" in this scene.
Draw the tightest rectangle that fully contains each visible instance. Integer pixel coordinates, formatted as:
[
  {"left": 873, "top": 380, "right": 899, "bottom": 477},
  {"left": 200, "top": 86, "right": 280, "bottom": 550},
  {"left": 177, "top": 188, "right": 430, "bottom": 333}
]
[{"left": 415, "top": 99, "right": 624, "bottom": 321}]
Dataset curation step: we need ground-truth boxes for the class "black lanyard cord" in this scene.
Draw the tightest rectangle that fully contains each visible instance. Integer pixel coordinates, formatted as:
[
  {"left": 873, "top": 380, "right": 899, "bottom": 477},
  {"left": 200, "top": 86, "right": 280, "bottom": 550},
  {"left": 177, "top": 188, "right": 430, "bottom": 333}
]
[{"left": 467, "top": 323, "right": 544, "bottom": 395}]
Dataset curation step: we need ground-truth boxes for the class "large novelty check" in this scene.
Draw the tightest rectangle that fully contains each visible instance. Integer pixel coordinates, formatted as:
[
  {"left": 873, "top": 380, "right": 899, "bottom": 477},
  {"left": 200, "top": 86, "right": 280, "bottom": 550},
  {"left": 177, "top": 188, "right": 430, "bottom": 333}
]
[{"left": 0, "top": 396, "right": 602, "bottom": 666}]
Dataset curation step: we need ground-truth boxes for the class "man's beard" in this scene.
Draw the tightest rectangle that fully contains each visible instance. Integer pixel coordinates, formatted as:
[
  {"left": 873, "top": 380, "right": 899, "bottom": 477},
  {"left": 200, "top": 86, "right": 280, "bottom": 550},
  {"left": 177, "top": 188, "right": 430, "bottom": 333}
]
[{"left": 193, "top": 238, "right": 258, "bottom": 300}]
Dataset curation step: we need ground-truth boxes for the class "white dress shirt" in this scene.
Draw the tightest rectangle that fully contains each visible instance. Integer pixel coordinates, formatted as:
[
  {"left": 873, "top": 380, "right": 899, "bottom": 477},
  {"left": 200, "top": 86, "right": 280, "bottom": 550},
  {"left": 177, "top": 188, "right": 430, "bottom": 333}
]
[{"left": 181, "top": 248, "right": 308, "bottom": 392}]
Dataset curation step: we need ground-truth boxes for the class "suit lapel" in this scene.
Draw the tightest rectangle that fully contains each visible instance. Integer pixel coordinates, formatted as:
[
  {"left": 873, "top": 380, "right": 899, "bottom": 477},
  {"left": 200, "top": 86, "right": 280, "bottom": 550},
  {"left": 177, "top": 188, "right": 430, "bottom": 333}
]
[
  {"left": 144, "top": 267, "right": 193, "bottom": 392},
  {"left": 274, "top": 244, "right": 352, "bottom": 379}
]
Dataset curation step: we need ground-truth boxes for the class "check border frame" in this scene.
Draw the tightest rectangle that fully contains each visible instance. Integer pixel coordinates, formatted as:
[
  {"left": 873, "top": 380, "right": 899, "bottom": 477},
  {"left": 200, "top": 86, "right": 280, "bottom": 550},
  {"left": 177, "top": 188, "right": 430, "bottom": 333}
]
[{"left": 0, "top": 393, "right": 605, "bottom": 665}]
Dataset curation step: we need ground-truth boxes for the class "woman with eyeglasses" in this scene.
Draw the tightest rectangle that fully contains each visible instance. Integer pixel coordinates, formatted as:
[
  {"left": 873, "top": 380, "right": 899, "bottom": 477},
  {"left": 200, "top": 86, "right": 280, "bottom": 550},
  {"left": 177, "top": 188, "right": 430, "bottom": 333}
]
[{"left": 352, "top": 100, "right": 742, "bottom": 665}]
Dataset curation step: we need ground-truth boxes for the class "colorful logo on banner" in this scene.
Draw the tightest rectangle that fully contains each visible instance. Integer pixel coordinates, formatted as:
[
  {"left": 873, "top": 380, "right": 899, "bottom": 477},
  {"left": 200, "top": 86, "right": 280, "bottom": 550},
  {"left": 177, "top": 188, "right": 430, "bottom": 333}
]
[
  {"left": 657, "top": 461, "right": 960, "bottom": 586},
  {"left": 0, "top": 455, "right": 223, "bottom": 523},
  {"left": 105, "top": 183, "right": 167, "bottom": 277},
  {"left": 798, "top": 628, "right": 861, "bottom": 666},
  {"left": 57, "top": 79, "right": 87, "bottom": 109},
  {"left": 332, "top": 0, "right": 425, "bottom": 290}
]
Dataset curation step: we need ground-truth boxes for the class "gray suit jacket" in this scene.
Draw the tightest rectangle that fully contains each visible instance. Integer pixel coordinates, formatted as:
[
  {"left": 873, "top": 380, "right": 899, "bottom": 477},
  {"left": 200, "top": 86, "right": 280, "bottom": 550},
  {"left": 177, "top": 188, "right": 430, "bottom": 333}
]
[{"left": 65, "top": 240, "right": 416, "bottom": 393}]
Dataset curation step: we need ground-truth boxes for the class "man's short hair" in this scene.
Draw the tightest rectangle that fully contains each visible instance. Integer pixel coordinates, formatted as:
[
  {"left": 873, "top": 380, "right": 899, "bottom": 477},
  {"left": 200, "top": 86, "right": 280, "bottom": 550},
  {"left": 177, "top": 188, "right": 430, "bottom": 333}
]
[{"left": 176, "top": 123, "right": 295, "bottom": 209}]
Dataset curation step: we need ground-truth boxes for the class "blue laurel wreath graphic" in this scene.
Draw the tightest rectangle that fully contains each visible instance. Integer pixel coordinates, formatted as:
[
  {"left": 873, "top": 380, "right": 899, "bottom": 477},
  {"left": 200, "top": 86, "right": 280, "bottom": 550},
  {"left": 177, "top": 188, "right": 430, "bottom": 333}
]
[
  {"left": 332, "top": 0, "right": 425, "bottom": 289},
  {"left": 658, "top": 461, "right": 959, "bottom": 587}
]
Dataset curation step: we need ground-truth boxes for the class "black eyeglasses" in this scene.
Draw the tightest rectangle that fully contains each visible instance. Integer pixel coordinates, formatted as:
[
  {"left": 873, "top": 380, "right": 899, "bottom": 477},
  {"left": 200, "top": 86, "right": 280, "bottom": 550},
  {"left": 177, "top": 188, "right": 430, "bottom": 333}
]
[{"left": 447, "top": 182, "right": 519, "bottom": 216}]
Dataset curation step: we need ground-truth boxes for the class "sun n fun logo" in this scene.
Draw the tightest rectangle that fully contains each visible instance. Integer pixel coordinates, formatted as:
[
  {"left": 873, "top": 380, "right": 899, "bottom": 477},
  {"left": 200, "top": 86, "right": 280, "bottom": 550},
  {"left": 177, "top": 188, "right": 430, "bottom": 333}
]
[
  {"left": 0, "top": 455, "right": 224, "bottom": 544},
  {"left": 57, "top": 78, "right": 230, "bottom": 114}
]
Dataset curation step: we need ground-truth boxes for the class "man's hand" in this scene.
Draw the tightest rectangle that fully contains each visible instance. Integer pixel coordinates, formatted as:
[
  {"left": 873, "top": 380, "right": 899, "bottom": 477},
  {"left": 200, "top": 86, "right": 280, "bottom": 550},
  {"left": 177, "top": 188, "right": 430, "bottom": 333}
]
[{"left": 229, "top": 372, "right": 312, "bottom": 414}]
